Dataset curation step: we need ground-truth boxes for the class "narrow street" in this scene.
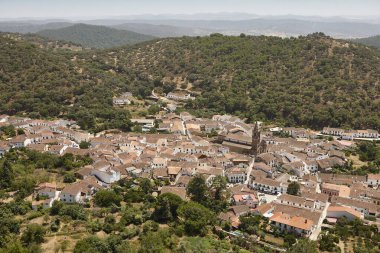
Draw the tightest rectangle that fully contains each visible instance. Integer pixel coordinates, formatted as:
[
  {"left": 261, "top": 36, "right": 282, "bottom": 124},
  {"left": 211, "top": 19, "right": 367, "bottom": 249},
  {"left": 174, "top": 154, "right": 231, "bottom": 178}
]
[{"left": 244, "top": 158, "right": 255, "bottom": 185}]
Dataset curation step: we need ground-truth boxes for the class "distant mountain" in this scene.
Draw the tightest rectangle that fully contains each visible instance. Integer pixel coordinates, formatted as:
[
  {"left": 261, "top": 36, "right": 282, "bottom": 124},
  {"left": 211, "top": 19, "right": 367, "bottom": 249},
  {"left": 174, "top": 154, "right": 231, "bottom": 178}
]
[
  {"left": 37, "top": 23, "right": 155, "bottom": 48},
  {"left": 2, "top": 16, "right": 380, "bottom": 39},
  {"left": 1, "top": 32, "right": 84, "bottom": 51},
  {"left": 0, "top": 22, "right": 73, "bottom": 33},
  {"left": 112, "top": 23, "right": 212, "bottom": 38},
  {"left": 352, "top": 35, "right": 380, "bottom": 48},
  {"left": 121, "top": 18, "right": 380, "bottom": 38}
]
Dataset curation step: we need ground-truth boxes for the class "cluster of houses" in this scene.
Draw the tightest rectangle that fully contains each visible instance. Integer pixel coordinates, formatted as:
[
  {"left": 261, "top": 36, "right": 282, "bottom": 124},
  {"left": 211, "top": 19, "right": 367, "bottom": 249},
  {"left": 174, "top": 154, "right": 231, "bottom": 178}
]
[
  {"left": 1, "top": 112, "right": 379, "bottom": 240},
  {"left": 322, "top": 127, "right": 379, "bottom": 140}
]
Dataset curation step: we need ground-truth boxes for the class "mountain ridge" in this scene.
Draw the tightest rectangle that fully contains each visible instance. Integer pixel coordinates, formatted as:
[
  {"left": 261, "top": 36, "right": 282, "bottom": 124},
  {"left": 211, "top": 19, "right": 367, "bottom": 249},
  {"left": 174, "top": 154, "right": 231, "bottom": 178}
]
[
  {"left": 0, "top": 33, "right": 379, "bottom": 131},
  {"left": 37, "top": 23, "right": 156, "bottom": 48},
  {"left": 352, "top": 35, "right": 380, "bottom": 49}
]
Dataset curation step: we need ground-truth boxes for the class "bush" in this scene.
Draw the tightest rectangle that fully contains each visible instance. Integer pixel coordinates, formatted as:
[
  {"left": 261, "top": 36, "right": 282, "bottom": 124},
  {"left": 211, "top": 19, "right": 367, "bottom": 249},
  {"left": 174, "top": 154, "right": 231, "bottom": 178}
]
[
  {"left": 63, "top": 173, "right": 76, "bottom": 183},
  {"left": 94, "top": 189, "right": 122, "bottom": 207},
  {"left": 21, "top": 224, "right": 46, "bottom": 245},
  {"left": 59, "top": 204, "right": 87, "bottom": 220}
]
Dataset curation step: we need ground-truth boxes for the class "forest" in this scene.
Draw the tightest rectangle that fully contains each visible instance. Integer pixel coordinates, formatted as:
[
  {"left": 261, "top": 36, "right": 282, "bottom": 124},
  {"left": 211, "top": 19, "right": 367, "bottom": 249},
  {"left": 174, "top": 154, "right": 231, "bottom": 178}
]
[{"left": 1, "top": 32, "right": 380, "bottom": 131}]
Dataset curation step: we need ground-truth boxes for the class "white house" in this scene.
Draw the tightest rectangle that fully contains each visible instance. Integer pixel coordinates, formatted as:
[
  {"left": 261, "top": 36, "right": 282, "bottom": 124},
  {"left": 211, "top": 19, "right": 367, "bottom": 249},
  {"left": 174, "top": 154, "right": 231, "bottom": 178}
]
[
  {"left": 226, "top": 166, "right": 247, "bottom": 184},
  {"left": 251, "top": 177, "right": 287, "bottom": 195},
  {"left": 113, "top": 97, "right": 131, "bottom": 105},
  {"left": 60, "top": 178, "right": 101, "bottom": 203},
  {"left": 36, "top": 183, "right": 58, "bottom": 199},
  {"left": 322, "top": 127, "right": 345, "bottom": 136},
  {"left": 9, "top": 135, "right": 31, "bottom": 148},
  {"left": 60, "top": 184, "right": 82, "bottom": 203},
  {"left": 166, "top": 92, "right": 194, "bottom": 101},
  {"left": 151, "top": 157, "right": 168, "bottom": 169},
  {"left": 91, "top": 168, "right": 121, "bottom": 184},
  {"left": 367, "top": 174, "right": 380, "bottom": 187},
  {"left": 269, "top": 212, "right": 316, "bottom": 237},
  {"left": 327, "top": 205, "right": 363, "bottom": 221}
]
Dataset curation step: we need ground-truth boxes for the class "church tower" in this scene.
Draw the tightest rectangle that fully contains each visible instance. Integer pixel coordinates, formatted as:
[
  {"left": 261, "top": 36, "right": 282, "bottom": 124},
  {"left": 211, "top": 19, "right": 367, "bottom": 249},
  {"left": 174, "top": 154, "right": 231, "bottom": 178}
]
[{"left": 251, "top": 122, "right": 261, "bottom": 156}]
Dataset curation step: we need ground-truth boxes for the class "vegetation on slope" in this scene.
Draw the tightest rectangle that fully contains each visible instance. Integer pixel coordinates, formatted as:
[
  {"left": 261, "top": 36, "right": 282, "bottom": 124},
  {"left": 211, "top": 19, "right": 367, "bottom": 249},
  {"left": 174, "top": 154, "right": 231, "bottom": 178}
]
[
  {"left": 1, "top": 32, "right": 380, "bottom": 131},
  {"left": 37, "top": 23, "right": 155, "bottom": 48},
  {"left": 353, "top": 35, "right": 380, "bottom": 49},
  {"left": 0, "top": 35, "right": 154, "bottom": 132},
  {"left": 106, "top": 33, "right": 380, "bottom": 130}
]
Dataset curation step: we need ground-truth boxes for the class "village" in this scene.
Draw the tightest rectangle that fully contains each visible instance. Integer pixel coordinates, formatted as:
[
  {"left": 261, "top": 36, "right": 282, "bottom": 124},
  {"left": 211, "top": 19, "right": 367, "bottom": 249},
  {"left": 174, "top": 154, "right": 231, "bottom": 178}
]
[{"left": 0, "top": 97, "right": 380, "bottom": 246}]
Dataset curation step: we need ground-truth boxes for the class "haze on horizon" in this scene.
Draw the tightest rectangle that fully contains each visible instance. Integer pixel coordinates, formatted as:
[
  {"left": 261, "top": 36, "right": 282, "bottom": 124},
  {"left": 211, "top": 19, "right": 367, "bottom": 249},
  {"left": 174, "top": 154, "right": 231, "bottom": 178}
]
[{"left": 1, "top": 0, "right": 380, "bottom": 20}]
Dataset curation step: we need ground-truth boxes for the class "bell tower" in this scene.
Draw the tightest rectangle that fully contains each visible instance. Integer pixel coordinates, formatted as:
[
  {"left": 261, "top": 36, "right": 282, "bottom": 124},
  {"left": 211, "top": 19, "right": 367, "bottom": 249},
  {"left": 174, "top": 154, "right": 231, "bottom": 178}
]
[{"left": 251, "top": 122, "right": 260, "bottom": 156}]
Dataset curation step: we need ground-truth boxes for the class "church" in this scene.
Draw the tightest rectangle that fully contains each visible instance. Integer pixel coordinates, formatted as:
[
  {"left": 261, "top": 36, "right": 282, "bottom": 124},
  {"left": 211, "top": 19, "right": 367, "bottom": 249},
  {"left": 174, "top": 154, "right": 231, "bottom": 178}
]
[
  {"left": 250, "top": 122, "right": 267, "bottom": 156},
  {"left": 221, "top": 122, "right": 267, "bottom": 156}
]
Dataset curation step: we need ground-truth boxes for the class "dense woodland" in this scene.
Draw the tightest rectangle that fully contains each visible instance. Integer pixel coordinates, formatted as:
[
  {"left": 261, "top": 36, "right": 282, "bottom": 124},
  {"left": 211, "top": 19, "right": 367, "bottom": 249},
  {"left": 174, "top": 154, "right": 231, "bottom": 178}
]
[
  {"left": 353, "top": 35, "right": 380, "bottom": 49},
  {"left": 1, "top": 33, "right": 380, "bottom": 131},
  {"left": 37, "top": 24, "right": 155, "bottom": 49}
]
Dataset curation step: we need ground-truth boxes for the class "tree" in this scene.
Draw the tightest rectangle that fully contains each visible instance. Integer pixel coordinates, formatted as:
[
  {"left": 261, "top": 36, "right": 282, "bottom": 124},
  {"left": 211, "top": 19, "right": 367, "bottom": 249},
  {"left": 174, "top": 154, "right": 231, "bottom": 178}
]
[
  {"left": 59, "top": 204, "right": 87, "bottom": 220},
  {"left": 287, "top": 182, "right": 300, "bottom": 196},
  {"left": 0, "top": 210, "right": 21, "bottom": 247},
  {"left": 94, "top": 189, "right": 122, "bottom": 207},
  {"left": 63, "top": 173, "right": 76, "bottom": 183},
  {"left": 74, "top": 236, "right": 109, "bottom": 253},
  {"left": 209, "top": 175, "right": 229, "bottom": 212},
  {"left": 79, "top": 141, "right": 91, "bottom": 149},
  {"left": 319, "top": 233, "right": 339, "bottom": 252},
  {"left": 120, "top": 206, "right": 143, "bottom": 226},
  {"left": 177, "top": 201, "right": 215, "bottom": 236},
  {"left": 147, "top": 105, "right": 160, "bottom": 115},
  {"left": 153, "top": 193, "right": 184, "bottom": 222},
  {"left": 50, "top": 200, "right": 64, "bottom": 215},
  {"left": 21, "top": 224, "right": 46, "bottom": 245},
  {"left": 284, "top": 234, "right": 297, "bottom": 248},
  {"left": 0, "top": 159, "right": 14, "bottom": 189},
  {"left": 0, "top": 125, "right": 16, "bottom": 137},
  {"left": 139, "top": 178, "right": 153, "bottom": 194},
  {"left": 288, "top": 239, "right": 318, "bottom": 253},
  {"left": 139, "top": 231, "right": 165, "bottom": 253},
  {"left": 0, "top": 238, "right": 28, "bottom": 253},
  {"left": 186, "top": 174, "right": 209, "bottom": 204},
  {"left": 17, "top": 128, "right": 25, "bottom": 135},
  {"left": 238, "top": 214, "right": 262, "bottom": 235}
]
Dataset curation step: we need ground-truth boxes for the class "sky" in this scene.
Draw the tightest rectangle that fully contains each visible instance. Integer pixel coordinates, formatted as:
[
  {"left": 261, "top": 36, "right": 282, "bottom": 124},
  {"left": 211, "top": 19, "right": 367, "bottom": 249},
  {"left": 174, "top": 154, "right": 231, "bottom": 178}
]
[{"left": 1, "top": 0, "right": 380, "bottom": 19}]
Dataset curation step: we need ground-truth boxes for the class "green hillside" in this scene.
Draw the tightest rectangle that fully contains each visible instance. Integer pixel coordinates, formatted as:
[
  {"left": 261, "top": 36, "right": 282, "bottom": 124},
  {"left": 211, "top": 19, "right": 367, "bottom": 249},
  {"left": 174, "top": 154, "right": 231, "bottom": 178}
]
[
  {"left": 0, "top": 35, "right": 150, "bottom": 132},
  {"left": 353, "top": 35, "right": 380, "bottom": 49},
  {"left": 107, "top": 33, "right": 380, "bottom": 130},
  {"left": 37, "top": 23, "right": 155, "bottom": 48},
  {"left": 1, "top": 33, "right": 380, "bottom": 131}
]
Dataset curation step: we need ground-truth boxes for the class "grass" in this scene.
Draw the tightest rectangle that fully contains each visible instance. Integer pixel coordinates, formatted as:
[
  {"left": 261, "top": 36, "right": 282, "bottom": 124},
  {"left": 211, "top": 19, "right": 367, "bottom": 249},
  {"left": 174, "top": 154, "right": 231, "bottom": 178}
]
[
  {"left": 263, "top": 234, "right": 284, "bottom": 246},
  {"left": 349, "top": 154, "right": 368, "bottom": 168}
]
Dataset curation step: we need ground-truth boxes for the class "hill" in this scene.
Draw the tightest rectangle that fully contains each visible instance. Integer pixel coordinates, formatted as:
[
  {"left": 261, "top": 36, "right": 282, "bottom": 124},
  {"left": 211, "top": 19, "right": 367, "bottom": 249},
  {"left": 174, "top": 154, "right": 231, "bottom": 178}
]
[
  {"left": 0, "top": 35, "right": 152, "bottom": 132},
  {"left": 1, "top": 32, "right": 84, "bottom": 51},
  {"left": 0, "top": 21, "right": 73, "bottom": 33},
  {"left": 0, "top": 33, "right": 380, "bottom": 131},
  {"left": 353, "top": 35, "right": 380, "bottom": 49},
  {"left": 37, "top": 23, "right": 155, "bottom": 48},
  {"left": 112, "top": 22, "right": 211, "bottom": 38},
  {"left": 119, "top": 18, "right": 380, "bottom": 38},
  {"left": 104, "top": 33, "right": 380, "bottom": 130}
]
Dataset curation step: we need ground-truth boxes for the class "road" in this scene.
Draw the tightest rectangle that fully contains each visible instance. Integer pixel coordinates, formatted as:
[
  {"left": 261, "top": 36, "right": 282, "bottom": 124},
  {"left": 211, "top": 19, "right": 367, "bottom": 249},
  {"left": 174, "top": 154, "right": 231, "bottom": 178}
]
[
  {"left": 244, "top": 158, "right": 255, "bottom": 185},
  {"left": 309, "top": 202, "right": 330, "bottom": 241}
]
